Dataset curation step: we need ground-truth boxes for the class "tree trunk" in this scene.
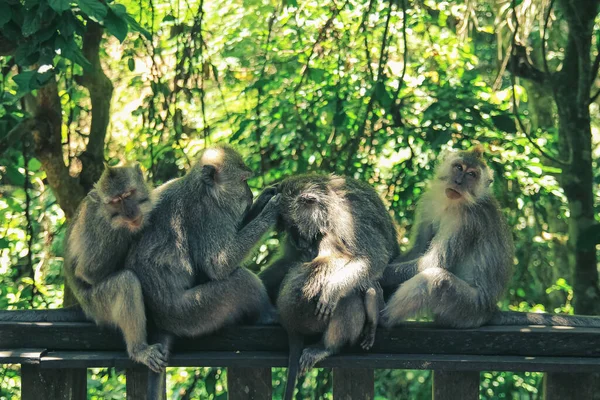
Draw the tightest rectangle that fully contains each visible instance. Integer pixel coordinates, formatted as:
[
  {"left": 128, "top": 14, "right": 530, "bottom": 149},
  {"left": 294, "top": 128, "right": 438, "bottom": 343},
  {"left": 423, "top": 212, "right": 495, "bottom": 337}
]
[{"left": 553, "top": 0, "right": 600, "bottom": 315}]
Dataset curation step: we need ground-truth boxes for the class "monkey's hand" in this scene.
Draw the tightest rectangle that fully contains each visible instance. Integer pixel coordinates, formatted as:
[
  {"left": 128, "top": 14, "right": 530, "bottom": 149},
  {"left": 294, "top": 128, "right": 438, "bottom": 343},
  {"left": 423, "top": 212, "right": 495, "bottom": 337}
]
[
  {"left": 256, "top": 186, "right": 278, "bottom": 206},
  {"left": 259, "top": 193, "right": 281, "bottom": 222},
  {"left": 315, "top": 291, "right": 340, "bottom": 321}
]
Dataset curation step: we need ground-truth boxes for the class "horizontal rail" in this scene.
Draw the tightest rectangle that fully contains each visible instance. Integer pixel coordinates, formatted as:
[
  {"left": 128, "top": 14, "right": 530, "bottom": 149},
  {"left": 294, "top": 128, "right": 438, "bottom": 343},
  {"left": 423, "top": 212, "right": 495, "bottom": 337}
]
[{"left": 1, "top": 322, "right": 600, "bottom": 357}]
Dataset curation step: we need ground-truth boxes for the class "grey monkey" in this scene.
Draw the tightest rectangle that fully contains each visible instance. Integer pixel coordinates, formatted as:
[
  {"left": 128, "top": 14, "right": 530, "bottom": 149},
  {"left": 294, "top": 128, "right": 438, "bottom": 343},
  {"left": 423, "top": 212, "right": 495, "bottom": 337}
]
[
  {"left": 382, "top": 145, "right": 600, "bottom": 328},
  {"left": 125, "top": 145, "right": 279, "bottom": 343},
  {"left": 258, "top": 174, "right": 398, "bottom": 400},
  {"left": 63, "top": 165, "right": 168, "bottom": 372}
]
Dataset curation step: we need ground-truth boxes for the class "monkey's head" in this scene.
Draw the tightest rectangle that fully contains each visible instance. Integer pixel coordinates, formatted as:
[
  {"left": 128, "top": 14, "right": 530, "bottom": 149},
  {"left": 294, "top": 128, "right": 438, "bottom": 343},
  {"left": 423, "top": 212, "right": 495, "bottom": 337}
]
[
  {"left": 434, "top": 144, "right": 494, "bottom": 206},
  {"left": 195, "top": 145, "right": 254, "bottom": 218},
  {"left": 278, "top": 176, "right": 330, "bottom": 245},
  {"left": 91, "top": 164, "right": 153, "bottom": 232}
]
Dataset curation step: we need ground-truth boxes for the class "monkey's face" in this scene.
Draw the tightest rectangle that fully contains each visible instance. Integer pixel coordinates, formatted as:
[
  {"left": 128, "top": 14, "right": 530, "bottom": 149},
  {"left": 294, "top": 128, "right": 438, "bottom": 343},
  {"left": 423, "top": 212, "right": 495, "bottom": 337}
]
[
  {"left": 435, "top": 148, "right": 493, "bottom": 205},
  {"left": 96, "top": 165, "right": 153, "bottom": 232}
]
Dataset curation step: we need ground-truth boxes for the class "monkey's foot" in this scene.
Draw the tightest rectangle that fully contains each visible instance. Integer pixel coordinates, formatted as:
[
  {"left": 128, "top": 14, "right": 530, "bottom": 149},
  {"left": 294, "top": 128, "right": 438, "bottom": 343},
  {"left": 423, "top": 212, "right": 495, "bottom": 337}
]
[
  {"left": 131, "top": 343, "right": 169, "bottom": 373},
  {"left": 299, "top": 347, "right": 332, "bottom": 376},
  {"left": 359, "top": 325, "right": 376, "bottom": 350}
]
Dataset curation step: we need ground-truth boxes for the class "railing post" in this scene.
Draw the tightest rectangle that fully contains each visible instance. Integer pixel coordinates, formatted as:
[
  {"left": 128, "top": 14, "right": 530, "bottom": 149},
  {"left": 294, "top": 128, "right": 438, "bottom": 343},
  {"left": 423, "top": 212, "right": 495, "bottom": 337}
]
[
  {"left": 21, "top": 365, "right": 86, "bottom": 400},
  {"left": 332, "top": 368, "right": 374, "bottom": 400},
  {"left": 544, "top": 373, "right": 595, "bottom": 400},
  {"left": 126, "top": 367, "right": 166, "bottom": 400},
  {"left": 433, "top": 370, "right": 479, "bottom": 400},
  {"left": 227, "top": 367, "right": 272, "bottom": 400}
]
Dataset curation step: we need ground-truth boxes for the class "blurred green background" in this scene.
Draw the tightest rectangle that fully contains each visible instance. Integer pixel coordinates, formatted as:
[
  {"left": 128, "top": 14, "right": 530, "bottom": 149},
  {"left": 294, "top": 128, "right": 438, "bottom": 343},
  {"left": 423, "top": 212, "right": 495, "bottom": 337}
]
[{"left": 1, "top": 0, "right": 599, "bottom": 398}]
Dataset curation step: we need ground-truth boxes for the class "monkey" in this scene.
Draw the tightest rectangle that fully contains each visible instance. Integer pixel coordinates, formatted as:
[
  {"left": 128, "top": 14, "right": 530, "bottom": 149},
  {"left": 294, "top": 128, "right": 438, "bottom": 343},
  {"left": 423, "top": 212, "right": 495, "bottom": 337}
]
[
  {"left": 258, "top": 174, "right": 398, "bottom": 400},
  {"left": 0, "top": 166, "right": 169, "bottom": 372},
  {"left": 381, "top": 145, "right": 600, "bottom": 329},
  {"left": 124, "top": 145, "right": 279, "bottom": 346}
]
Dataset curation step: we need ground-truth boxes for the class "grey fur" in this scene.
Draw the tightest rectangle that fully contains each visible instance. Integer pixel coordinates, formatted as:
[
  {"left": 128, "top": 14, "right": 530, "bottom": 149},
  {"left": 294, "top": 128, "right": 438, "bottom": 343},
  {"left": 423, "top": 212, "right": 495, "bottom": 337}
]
[
  {"left": 125, "top": 145, "right": 278, "bottom": 341},
  {"left": 63, "top": 165, "right": 168, "bottom": 372},
  {"left": 382, "top": 147, "right": 600, "bottom": 329},
  {"left": 258, "top": 174, "right": 399, "bottom": 400}
]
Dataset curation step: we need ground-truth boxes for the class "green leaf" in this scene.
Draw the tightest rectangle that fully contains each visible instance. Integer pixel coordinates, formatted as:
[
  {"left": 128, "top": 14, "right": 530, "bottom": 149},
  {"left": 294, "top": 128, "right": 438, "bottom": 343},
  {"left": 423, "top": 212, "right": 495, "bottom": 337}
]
[
  {"left": 0, "top": 3, "right": 12, "bottom": 28},
  {"left": 57, "top": 37, "right": 92, "bottom": 70},
  {"left": 4, "top": 165, "right": 25, "bottom": 186},
  {"left": 12, "top": 70, "right": 36, "bottom": 93},
  {"left": 22, "top": 9, "right": 41, "bottom": 37},
  {"left": 48, "top": 0, "right": 71, "bottom": 13},
  {"left": 125, "top": 14, "right": 151, "bottom": 39},
  {"left": 491, "top": 114, "right": 517, "bottom": 133},
  {"left": 28, "top": 158, "right": 42, "bottom": 172},
  {"left": 128, "top": 57, "right": 135, "bottom": 71},
  {"left": 231, "top": 119, "right": 252, "bottom": 142},
  {"left": 374, "top": 82, "right": 392, "bottom": 109},
  {"left": 77, "top": 0, "right": 107, "bottom": 20},
  {"left": 104, "top": 9, "right": 128, "bottom": 42}
]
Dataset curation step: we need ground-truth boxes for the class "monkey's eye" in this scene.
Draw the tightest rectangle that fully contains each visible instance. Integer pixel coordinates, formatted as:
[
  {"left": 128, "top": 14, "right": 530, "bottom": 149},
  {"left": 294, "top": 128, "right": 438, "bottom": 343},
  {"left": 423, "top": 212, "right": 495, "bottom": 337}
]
[
  {"left": 467, "top": 171, "right": 477, "bottom": 178},
  {"left": 454, "top": 164, "right": 463, "bottom": 172}
]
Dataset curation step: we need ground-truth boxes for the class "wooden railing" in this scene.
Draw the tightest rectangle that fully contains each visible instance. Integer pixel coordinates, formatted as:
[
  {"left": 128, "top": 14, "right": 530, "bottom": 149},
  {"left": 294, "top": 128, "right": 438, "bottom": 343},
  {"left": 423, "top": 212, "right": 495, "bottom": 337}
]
[{"left": 1, "top": 322, "right": 599, "bottom": 399}]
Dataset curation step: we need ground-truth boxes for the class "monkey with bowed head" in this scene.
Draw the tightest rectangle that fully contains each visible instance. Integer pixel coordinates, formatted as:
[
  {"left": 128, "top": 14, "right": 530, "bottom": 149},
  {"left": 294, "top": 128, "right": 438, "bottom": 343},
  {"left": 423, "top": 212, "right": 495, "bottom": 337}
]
[
  {"left": 259, "top": 174, "right": 398, "bottom": 400},
  {"left": 382, "top": 145, "right": 600, "bottom": 328},
  {"left": 64, "top": 165, "right": 168, "bottom": 372},
  {"left": 125, "top": 145, "right": 279, "bottom": 342}
]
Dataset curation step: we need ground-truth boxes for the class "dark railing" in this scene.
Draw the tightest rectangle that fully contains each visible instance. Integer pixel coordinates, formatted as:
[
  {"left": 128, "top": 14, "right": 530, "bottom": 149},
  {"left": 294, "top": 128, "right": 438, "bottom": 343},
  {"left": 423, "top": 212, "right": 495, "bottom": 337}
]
[{"left": 1, "top": 322, "right": 599, "bottom": 399}]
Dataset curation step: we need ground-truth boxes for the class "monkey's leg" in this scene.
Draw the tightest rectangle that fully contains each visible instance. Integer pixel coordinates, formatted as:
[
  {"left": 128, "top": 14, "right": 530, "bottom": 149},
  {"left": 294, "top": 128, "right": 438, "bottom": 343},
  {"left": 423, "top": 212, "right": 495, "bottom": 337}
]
[
  {"left": 360, "top": 283, "right": 383, "bottom": 350},
  {"left": 382, "top": 267, "right": 488, "bottom": 328},
  {"left": 158, "top": 268, "right": 271, "bottom": 337},
  {"left": 258, "top": 259, "right": 297, "bottom": 304},
  {"left": 299, "top": 295, "right": 365, "bottom": 375},
  {"left": 85, "top": 270, "right": 168, "bottom": 372}
]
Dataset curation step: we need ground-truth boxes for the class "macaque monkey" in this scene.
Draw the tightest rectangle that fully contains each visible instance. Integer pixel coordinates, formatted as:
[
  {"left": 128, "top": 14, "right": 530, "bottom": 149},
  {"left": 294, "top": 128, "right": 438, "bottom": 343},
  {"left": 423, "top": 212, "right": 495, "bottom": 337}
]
[
  {"left": 259, "top": 174, "right": 398, "bottom": 400},
  {"left": 64, "top": 165, "right": 167, "bottom": 372},
  {"left": 125, "top": 145, "right": 279, "bottom": 342},
  {"left": 382, "top": 145, "right": 600, "bottom": 328}
]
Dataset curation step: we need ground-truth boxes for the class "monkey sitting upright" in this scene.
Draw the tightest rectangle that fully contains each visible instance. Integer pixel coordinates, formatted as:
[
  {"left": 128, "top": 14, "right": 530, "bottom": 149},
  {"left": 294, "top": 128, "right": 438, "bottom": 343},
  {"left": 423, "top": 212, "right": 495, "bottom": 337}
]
[
  {"left": 259, "top": 174, "right": 399, "bottom": 400},
  {"left": 64, "top": 165, "right": 168, "bottom": 372},
  {"left": 382, "top": 145, "right": 600, "bottom": 328},
  {"left": 125, "top": 145, "right": 279, "bottom": 343}
]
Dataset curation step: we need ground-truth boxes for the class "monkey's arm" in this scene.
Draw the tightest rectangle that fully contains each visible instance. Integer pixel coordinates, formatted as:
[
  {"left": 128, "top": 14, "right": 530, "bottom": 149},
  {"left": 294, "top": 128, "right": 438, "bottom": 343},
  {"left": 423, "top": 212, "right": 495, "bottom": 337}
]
[
  {"left": 241, "top": 187, "right": 278, "bottom": 227},
  {"left": 381, "top": 259, "right": 418, "bottom": 287},
  {"left": 258, "top": 257, "right": 296, "bottom": 303},
  {"left": 393, "top": 220, "right": 435, "bottom": 263},
  {"left": 205, "top": 195, "right": 280, "bottom": 280}
]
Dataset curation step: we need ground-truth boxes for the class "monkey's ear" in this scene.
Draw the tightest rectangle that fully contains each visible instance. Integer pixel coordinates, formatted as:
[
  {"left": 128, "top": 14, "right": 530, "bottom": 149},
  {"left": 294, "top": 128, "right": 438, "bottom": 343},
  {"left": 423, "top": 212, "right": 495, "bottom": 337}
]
[
  {"left": 470, "top": 143, "right": 485, "bottom": 159},
  {"left": 134, "top": 163, "right": 143, "bottom": 176},
  {"left": 201, "top": 165, "right": 218, "bottom": 184}
]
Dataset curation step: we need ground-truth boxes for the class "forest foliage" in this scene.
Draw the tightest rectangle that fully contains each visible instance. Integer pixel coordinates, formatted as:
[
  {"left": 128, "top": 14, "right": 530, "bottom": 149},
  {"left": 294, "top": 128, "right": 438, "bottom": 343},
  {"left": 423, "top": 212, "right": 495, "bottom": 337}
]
[{"left": 1, "top": 0, "right": 599, "bottom": 398}]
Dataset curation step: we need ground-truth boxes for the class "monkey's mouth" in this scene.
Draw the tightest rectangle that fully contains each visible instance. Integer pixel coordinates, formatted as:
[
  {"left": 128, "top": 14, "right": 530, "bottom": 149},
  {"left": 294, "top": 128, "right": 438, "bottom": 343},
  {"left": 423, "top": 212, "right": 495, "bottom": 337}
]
[
  {"left": 445, "top": 188, "right": 462, "bottom": 199},
  {"left": 128, "top": 216, "right": 144, "bottom": 229}
]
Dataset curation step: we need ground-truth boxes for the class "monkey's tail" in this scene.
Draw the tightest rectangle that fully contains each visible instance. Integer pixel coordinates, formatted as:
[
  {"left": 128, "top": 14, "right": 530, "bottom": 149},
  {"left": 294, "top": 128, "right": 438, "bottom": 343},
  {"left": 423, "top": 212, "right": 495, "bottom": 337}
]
[
  {"left": 0, "top": 306, "right": 87, "bottom": 322},
  {"left": 488, "top": 310, "right": 600, "bottom": 328},
  {"left": 283, "top": 333, "right": 304, "bottom": 400}
]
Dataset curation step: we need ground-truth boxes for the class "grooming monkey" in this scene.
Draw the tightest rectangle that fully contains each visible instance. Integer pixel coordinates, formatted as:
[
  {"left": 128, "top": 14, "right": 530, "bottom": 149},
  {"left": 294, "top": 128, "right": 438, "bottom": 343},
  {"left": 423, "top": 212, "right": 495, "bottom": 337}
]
[
  {"left": 125, "top": 145, "right": 279, "bottom": 342},
  {"left": 259, "top": 174, "right": 398, "bottom": 400},
  {"left": 382, "top": 145, "right": 600, "bottom": 328}
]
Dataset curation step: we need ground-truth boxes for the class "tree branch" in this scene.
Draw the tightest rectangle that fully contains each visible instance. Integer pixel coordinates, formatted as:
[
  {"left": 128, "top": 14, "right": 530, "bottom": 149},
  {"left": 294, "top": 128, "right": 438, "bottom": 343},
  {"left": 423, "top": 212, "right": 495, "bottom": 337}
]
[{"left": 76, "top": 21, "right": 113, "bottom": 191}]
